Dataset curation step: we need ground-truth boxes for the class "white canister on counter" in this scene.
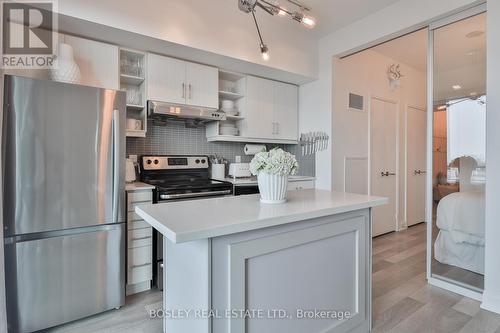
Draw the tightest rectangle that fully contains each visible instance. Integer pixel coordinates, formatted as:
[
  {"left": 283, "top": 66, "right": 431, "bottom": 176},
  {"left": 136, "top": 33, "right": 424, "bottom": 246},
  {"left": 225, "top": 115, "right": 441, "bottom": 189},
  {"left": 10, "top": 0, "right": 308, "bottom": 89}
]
[{"left": 211, "top": 164, "right": 225, "bottom": 180}]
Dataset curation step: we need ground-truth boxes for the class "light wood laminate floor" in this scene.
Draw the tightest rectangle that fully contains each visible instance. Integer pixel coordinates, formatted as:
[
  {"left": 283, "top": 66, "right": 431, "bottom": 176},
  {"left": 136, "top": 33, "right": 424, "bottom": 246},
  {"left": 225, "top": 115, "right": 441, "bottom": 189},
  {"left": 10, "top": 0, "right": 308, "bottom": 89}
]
[
  {"left": 372, "top": 223, "right": 500, "bottom": 332},
  {"left": 45, "top": 223, "right": 500, "bottom": 333}
]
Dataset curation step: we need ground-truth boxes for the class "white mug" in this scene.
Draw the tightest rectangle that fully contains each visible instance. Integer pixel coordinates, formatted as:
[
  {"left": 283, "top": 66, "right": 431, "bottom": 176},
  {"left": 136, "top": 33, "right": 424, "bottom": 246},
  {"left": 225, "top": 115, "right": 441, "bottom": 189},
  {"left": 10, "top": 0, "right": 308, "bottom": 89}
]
[{"left": 126, "top": 119, "right": 142, "bottom": 130}]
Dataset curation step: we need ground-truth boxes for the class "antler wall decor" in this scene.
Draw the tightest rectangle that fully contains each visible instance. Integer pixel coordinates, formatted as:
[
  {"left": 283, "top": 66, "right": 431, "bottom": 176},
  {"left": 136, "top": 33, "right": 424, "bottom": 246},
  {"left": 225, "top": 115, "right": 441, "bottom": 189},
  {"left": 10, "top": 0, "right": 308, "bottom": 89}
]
[{"left": 387, "top": 64, "right": 403, "bottom": 90}]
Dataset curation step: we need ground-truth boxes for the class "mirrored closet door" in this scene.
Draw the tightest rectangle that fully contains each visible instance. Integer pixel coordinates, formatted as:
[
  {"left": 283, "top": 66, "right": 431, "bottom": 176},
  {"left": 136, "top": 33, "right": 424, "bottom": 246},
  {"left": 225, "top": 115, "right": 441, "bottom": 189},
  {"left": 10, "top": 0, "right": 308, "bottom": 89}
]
[{"left": 429, "top": 11, "right": 486, "bottom": 292}]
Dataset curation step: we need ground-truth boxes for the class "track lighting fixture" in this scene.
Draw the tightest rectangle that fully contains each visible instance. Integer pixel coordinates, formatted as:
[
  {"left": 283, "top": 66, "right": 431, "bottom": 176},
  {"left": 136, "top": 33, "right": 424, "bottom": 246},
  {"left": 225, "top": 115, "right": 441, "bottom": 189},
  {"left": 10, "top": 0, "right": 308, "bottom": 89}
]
[{"left": 239, "top": 0, "right": 316, "bottom": 59}]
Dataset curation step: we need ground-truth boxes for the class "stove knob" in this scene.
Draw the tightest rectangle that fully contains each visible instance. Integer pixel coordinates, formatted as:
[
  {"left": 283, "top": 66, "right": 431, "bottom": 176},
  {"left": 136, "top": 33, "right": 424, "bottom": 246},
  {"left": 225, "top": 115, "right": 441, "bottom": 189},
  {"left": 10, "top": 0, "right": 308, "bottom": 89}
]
[
  {"left": 154, "top": 159, "right": 159, "bottom": 165},
  {"left": 146, "top": 159, "right": 152, "bottom": 165},
  {"left": 201, "top": 159, "right": 206, "bottom": 164},
  {"left": 195, "top": 159, "right": 200, "bottom": 164}
]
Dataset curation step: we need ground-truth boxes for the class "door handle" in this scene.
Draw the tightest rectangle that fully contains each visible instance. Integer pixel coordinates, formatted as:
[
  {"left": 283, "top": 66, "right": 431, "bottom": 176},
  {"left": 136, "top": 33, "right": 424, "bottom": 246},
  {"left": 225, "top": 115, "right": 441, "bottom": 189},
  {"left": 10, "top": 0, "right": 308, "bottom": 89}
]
[
  {"left": 112, "top": 109, "right": 120, "bottom": 223},
  {"left": 182, "top": 83, "right": 185, "bottom": 99},
  {"left": 188, "top": 84, "right": 192, "bottom": 99},
  {"left": 414, "top": 170, "right": 427, "bottom": 175},
  {"left": 381, "top": 171, "right": 396, "bottom": 177}
]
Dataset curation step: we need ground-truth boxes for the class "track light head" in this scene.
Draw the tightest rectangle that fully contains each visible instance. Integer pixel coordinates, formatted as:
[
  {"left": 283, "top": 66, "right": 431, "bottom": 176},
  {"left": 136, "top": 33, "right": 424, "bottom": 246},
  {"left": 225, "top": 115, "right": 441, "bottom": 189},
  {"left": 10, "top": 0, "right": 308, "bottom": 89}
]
[{"left": 260, "top": 44, "right": 270, "bottom": 60}]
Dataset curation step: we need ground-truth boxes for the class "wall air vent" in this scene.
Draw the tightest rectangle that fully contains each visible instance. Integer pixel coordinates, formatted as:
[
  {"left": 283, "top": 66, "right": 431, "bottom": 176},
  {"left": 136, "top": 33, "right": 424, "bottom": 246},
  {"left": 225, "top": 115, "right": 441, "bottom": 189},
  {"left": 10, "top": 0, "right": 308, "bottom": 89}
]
[{"left": 349, "top": 93, "right": 364, "bottom": 111}]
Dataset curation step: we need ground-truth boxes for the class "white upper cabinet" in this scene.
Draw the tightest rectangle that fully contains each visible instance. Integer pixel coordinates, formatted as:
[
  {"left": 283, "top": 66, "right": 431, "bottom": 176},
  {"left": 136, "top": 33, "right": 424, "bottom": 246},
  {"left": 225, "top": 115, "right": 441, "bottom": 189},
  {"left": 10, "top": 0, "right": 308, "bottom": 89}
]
[
  {"left": 62, "top": 34, "right": 119, "bottom": 90},
  {"left": 273, "top": 81, "right": 298, "bottom": 141},
  {"left": 240, "top": 76, "right": 298, "bottom": 141},
  {"left": 185, "top": 62, "right": 218, "bottom": 109},
  {"left": 146, "top": 53, "right": 218, "bottom": 109},
  {"left": 147, "top": 53, "right": 186, "bottom": 105},
  {"left": 241, "top": 76, "right": 275, "bottom": 139}
]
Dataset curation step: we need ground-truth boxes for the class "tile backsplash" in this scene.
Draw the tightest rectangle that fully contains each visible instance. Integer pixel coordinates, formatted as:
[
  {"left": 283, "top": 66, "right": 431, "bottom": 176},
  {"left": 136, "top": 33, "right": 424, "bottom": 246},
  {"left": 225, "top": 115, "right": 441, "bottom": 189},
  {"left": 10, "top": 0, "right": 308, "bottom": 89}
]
[{"left": 126, "top": 120, "right": 315, "bottom": 176}]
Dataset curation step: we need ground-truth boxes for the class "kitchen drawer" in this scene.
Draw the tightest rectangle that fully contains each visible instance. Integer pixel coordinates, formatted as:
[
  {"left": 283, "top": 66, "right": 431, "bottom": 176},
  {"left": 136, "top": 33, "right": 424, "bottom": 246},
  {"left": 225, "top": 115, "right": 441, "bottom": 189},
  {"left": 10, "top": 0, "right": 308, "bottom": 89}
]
[
  {"left": 127, "top": 263, "right": 152, "bottom": 285},
  {"left": 128, "top": 211, "right": 144, "bottom": 222},
  {"left": 128, "top": 245, "right": 152, "bottom": 267},
  {"left": 127, "top": 228, "right": 152, "bottom": 248},
  {"left": 128, "top": 219, "right": 150, "bottom": 230},
  {"left": 128, "top": 201, "right": 150, "bottom": 213},
  {"left": 128, "top": 190, "right": 152, "bottom": 203},
  {"left": 288, "top": 180, "right": 315, "bottom": 191}
]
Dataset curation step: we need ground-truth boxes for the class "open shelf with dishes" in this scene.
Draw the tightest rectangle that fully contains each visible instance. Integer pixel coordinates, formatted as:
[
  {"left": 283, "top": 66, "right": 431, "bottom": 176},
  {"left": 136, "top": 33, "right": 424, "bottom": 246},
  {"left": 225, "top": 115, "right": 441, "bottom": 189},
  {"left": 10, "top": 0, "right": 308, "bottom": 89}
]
[
  {"left": 207, "top": 70, "right": 247, "bottom": 139},
  {"left": 120, "top": 48, "right": 147, "bottom": 137}
]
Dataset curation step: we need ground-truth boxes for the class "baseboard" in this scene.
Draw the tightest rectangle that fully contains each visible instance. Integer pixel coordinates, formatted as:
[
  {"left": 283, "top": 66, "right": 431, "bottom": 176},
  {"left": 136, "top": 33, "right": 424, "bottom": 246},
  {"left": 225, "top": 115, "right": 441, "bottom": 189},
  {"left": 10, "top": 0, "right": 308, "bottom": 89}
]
[
  {"left": 481, "top": 292, "right": 500, "bottom": 314},
  {"left": 428, "top": 277, "right": 483, "bottom": 301}
]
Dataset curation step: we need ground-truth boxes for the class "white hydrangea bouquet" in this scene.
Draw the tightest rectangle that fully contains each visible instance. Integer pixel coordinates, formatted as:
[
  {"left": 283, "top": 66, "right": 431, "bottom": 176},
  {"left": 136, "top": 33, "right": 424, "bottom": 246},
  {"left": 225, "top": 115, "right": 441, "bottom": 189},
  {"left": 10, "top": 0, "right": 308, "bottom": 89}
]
[{"left": 250, "top": 148, "right": 298, "bottom": 204}]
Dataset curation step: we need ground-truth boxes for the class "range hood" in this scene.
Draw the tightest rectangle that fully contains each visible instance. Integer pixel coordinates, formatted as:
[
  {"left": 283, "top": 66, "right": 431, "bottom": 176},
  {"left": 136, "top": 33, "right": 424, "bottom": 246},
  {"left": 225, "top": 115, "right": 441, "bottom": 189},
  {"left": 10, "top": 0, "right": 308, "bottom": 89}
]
[{"left": 148, "top": 100, "right": 226, "bottom": 124}]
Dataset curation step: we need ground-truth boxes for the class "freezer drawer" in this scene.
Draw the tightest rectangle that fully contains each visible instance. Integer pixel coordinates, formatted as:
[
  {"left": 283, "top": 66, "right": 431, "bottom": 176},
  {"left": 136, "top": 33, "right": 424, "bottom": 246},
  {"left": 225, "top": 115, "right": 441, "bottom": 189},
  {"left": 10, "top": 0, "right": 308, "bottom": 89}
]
[{"left": 4, "top": 223, "right": 125, "bottom": 333}]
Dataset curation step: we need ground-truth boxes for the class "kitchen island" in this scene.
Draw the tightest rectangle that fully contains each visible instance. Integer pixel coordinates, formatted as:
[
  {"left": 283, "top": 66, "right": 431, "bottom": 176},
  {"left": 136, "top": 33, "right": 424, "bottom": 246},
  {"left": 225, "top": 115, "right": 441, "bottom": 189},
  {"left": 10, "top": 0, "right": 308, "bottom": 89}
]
[{"left": 135, "top": 190, "right": 387, "bottom": 333}]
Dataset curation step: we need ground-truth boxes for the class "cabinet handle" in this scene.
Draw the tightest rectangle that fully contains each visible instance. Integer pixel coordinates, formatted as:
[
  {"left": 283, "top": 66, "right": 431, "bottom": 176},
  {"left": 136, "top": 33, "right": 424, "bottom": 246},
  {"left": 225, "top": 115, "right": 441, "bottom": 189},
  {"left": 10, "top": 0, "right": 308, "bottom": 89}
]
[
  {"left": 272, "top": 122, "right": 276, "bottom": 134},
  {"left": 276, "top": 122, "right": 280, "bottom": 134},
  {"left": 131, "top": 262, "right": 151, "bottom": 269},
  {"left": 132, "top": 236, "right": 151, "bottom": 241},
  {"left": 182, "top": 83, "right": 185, "bottom": 98},
  {"left": 188, "top": 84, "right": 192, "bottom": 99}
]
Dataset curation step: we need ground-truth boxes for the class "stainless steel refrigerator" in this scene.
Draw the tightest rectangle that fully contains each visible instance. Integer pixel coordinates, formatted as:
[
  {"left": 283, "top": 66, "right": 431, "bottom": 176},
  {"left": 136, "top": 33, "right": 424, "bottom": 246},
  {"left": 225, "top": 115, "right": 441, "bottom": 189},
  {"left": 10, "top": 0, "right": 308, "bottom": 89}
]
[{"left": 2, "top": 75, "right": 126, "bottom": 333}]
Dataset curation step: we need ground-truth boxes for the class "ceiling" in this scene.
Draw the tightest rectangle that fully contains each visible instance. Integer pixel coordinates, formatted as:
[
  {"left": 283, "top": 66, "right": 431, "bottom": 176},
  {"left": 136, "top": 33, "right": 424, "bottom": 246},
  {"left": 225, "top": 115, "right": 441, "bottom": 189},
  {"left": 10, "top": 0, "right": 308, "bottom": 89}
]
[
  {"left": 369, "top": 12, "right": 486, "bottom": 102},
  {"left": 371, "top": 29, "right": 427, "bottom": 71},
  {"left": 270, "top": 0, "right": 402, "bottom": 37},
  {"left": 434, "top": 13, "right": 486, "bottom": 101}
]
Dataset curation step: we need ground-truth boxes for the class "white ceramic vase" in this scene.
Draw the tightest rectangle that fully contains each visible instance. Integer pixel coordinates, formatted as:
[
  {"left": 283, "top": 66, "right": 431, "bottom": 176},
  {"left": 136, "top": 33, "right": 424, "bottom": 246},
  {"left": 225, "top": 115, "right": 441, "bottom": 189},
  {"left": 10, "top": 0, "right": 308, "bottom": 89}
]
[
  {"left": 257, "top": 172, "right": 288, "bottom": 204},
  {"left": 50, "top": 43, "right": 81, "bottom": 84}
]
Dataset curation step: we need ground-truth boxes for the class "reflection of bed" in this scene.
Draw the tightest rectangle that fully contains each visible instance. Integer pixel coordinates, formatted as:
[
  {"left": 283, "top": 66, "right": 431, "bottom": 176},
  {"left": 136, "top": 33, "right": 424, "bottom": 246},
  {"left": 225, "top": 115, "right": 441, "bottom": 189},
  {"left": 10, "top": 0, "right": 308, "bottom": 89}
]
[{"left": 434, "top": 191, "right": 485, "bottom": 274}]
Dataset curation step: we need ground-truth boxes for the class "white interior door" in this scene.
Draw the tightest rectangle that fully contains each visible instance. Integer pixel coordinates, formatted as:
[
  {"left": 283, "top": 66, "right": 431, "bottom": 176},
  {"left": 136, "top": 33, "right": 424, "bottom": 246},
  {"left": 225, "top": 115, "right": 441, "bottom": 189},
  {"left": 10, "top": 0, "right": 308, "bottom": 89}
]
[
  {"left": 407, "top": 106, "right": 427, "bottom": 226},
  {"left": 371, "top": 97, "right": 398, "bottom": 236}
]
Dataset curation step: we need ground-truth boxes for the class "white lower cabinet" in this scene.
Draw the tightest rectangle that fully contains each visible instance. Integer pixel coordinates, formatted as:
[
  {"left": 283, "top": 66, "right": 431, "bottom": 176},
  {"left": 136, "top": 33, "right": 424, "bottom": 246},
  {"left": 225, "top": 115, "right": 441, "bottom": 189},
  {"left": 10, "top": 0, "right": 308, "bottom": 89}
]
[
  {"left": 288, "top": 180, "right": 315, "bottom": 191},
  {"left": 126, "top": 189, "right": 153, "bottom": 295}
]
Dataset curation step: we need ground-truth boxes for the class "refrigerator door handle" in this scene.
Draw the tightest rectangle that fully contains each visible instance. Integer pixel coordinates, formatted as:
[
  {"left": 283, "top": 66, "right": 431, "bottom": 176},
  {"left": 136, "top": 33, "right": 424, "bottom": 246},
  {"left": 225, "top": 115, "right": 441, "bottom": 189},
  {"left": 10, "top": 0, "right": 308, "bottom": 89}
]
[{"left": 112, "top": 109, "right": 120, "bottom": 223}]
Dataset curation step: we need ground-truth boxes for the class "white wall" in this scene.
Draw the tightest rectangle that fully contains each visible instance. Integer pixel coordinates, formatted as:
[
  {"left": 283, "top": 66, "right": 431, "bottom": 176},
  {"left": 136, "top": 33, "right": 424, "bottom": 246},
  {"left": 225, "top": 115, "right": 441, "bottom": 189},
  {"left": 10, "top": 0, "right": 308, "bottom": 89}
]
[
  {"left": 298, "top": 0, "right": 481, "bottom": 190},
  {"left": 57, "top": 0, "right": 318, "bottom": 80},
  {"left": 482, "top": 0, "right": 500, "bottom": 315},
  {"left": 331, "top": 50, "right": 426, "bottom": 229}
]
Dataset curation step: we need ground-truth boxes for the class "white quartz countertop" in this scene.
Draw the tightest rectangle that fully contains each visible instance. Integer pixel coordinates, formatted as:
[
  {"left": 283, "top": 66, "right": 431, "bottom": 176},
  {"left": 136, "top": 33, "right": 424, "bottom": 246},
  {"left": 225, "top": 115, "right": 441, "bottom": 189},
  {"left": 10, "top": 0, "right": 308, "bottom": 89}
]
[
  {"left": 224, "top": 175, "right": 315, "bottom": 185},
  {"left": 135, "top": 190, "right": 387, "bottom": 244},
  {"left": 125, "top": 181, "right": 155, "bottom": 191}
]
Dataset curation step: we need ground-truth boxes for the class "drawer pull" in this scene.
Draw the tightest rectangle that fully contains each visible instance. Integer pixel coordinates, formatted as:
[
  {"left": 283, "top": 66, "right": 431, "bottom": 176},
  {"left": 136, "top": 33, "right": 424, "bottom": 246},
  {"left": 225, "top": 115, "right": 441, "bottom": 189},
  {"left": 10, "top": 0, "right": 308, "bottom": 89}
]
[
  {"left": 131, "top": 236, "right": 151, "bottom": 241},
  {"left": 132, "top": 262, "right": 151, "bottom": 269}
]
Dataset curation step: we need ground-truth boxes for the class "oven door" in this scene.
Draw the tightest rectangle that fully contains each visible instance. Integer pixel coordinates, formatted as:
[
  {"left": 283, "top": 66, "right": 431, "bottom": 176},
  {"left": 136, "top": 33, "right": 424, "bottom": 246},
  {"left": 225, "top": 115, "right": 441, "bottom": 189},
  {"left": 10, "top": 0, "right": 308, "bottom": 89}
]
[{"left": 152, "top": 189, "right": 232, "bottom": 290}]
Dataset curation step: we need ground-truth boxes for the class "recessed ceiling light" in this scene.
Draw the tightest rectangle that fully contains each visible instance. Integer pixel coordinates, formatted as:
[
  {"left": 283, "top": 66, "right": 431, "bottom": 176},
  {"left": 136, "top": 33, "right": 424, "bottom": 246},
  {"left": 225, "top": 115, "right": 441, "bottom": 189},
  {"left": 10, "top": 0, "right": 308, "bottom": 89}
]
[
  {"left": 452, "top": 85, "right": 462, "bottom": 90},
  {"left": 466, "top": 30, "right": 484, "bottom": 38},
  {"left": 437, "top": 105, "right": 447, "bottom": 111},
  {"left": 470, "top": 92, "right": 478, "bottom": 96}
]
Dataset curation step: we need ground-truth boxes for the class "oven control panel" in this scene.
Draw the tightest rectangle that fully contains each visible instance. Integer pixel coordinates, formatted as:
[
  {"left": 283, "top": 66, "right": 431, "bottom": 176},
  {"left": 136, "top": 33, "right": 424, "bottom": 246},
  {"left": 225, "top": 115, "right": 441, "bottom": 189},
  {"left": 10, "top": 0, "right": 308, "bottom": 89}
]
[{"left": 141, "top": 156, "right": 209, "bottom": 170}]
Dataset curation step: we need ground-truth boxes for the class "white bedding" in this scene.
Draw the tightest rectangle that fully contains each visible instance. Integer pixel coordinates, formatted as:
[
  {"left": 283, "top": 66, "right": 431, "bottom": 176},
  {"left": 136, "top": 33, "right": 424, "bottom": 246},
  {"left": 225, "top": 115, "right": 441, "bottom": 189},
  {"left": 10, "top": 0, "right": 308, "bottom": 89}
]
[
  {"left": 436, "top": 191, "right": 485, "bottom": 246},
  {"left": 434, "top": 230, "right": 484, "bottom": 274}
]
